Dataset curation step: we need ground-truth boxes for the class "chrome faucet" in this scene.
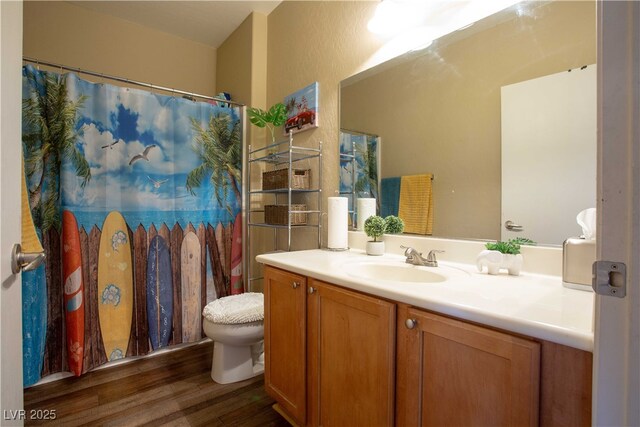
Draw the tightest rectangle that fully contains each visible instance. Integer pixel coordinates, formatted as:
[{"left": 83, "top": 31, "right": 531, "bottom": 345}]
[{"left": 401, "top": 245, "right": 445, "bottom": 267}]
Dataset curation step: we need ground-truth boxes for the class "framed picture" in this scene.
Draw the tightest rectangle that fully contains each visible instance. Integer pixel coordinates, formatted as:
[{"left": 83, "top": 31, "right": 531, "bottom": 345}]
[{"left": 283, "top": 82, "right": 319, "bottom": 135}]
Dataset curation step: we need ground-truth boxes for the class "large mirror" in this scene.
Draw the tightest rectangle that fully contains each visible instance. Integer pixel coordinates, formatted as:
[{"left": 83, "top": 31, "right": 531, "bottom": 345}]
[{"left": 340, "top": 0, "right": 596, "bottom": 246}]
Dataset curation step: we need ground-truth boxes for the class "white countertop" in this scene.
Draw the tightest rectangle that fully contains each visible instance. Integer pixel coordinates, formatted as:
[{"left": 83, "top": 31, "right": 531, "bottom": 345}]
[{"left": 256, "top": 249, "right": 594, "bottom": 351}]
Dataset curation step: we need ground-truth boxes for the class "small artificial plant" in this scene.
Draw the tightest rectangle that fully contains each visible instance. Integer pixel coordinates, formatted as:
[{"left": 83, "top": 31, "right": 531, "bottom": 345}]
[
  {"left": 485, "top": 238, "right": 536, "bottom": 255},
  {"left": 247, "top": 103, "right": 288, "bottom": 143},
  {"left": 364, "top": 215, "right": 386, "bottom": 242},
  {"left": 384, "top": 215, "right": 405, "bottom": 234}
]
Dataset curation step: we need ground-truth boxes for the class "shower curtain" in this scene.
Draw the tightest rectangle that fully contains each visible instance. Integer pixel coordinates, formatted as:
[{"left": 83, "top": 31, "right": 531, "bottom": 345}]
[
  {"left": 339, "top": 131, "right": 380, "bottom": 215},
  {"left": 21, "top": 65, "right": 243, "bottom": 387}
]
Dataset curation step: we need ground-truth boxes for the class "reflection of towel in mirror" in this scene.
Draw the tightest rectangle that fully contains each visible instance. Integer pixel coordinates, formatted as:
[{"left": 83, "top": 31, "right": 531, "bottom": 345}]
[
  {"left": 398, "top": 174, "right": 433, "bottom": 235},
  {"left": 381, "top": 177, "right": 401, "bottom": 217}
]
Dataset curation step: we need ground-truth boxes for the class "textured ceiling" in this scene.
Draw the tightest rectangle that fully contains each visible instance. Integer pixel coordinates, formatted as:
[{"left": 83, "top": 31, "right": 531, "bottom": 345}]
[{"left": 69, "top": 1, "right": 282, "bottom": 48}]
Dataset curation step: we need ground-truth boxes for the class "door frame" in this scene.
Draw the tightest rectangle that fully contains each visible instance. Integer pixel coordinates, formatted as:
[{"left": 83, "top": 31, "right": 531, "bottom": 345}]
[
  {"left": 593, "top": 1, "right": 640, "bottom": 425},
  {"left": 0, "top": 0, "right": 25, "bottom": 423}
]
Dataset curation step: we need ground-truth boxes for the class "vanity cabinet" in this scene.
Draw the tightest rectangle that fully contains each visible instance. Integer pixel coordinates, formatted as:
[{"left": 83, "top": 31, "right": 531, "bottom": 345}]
[
  {"left": 396, "top": 304, "right": 540, "bottom": 426},
  {"left": 264, "top": 266, "right": 396, "bottom": 426},
  {"left": 264, "top": 265, "right": 592, "bottom": 427},
  {"left": 307, "top": 278, "right": 396, "bottom": 427},
  {"left": 264, "top": 266, "right": 307, "bottom": 424}
]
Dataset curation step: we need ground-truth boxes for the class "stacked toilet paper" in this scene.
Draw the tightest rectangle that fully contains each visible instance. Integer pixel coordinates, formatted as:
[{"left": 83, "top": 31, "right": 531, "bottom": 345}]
[{"left": 327, "top": 197, "right": 348, "bottom": 250}]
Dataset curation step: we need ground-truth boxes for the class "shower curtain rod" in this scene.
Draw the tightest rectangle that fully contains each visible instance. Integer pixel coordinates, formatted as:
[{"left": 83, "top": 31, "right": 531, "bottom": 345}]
[{"left": 23, "top": 56, "right": 245, "bottom": 107}]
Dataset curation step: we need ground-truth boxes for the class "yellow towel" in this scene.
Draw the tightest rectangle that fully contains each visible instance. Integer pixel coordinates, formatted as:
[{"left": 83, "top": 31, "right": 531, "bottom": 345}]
[
  {"left": 22, "top": 158, "right": 44, "bottom": 253},
  {"left": 398, "top": 174, "right": 433, "bottom": 235}
]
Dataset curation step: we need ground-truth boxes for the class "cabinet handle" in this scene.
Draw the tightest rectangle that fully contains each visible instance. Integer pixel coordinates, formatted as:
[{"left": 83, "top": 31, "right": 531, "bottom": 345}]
[
  {"left": 405, "top": 318, "right": 418, "bottom": 329},
  {"left": 308, "top": 287, "right": 316, "bottom": 294},
  {"left": 292, "top": 281, "right": 300, "bottom": 289}
]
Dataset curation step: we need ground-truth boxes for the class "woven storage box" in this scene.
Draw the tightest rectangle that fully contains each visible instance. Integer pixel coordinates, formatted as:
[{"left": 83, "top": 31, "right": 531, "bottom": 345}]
[
  {"left": 265, "top": 204, "right": 308, "bottom": 225},
  {"left": 262, "top": 169, "right": 310, "bottom": 190}
]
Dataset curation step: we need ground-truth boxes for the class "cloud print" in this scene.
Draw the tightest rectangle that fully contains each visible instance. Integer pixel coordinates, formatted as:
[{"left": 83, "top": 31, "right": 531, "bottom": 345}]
[{"left": 61, "top": 73, "right": 242, "bottom": 223}]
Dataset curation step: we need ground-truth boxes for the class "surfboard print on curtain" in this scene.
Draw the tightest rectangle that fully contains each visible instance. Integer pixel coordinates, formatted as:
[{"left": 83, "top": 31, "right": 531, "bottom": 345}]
[
  {"left": 62, "top": 211, "right": 85, "bottom": 375},
  {"left": 181, "top": 231, "right": 201, "bottom": 343},
  {"left": 21, "top": 158, "right": 48, "bottom": 387},
  {"left": 147, "top": 235, "right": 173, "bottom": 350},
  {"left": 21, "top": 64, "right": 243, "bottom": 386},
  {"left": 98, "top": 211, "right": 134, "bottom": 361}
]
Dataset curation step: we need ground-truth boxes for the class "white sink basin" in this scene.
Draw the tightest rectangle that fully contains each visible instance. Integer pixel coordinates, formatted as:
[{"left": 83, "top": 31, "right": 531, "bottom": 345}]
[{"left": 344, "top": 261, "right": 449, "bottom": 283}]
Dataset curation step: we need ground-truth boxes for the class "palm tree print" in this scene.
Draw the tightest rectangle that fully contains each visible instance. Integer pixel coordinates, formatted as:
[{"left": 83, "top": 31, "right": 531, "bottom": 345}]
[
  {"left": 355, "top": 137, "right": 379, "bottom": 201},
  {"left": 22, "top": 67, "right": 91, "bottom": 232},
  {"left": 187, "top": 113, "right": 242, "bottom": 214}
]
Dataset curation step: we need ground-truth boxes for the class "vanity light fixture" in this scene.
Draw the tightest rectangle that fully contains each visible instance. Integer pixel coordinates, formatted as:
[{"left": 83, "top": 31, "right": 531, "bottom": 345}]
[
  {"left": 364, "top": 0, "right": 520, "bottom": 68},
  {"left": 367, "top": 0, "right": 521, "bottom": 41},
  {"left": 367, "top": 0, "right": 427, "bottom": 37}
]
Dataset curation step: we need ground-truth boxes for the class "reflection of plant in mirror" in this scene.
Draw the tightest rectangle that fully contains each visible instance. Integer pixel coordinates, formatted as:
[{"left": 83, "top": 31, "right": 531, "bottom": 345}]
[
  {"left": 247, "top": 103, "right": 287, "bottom": 143},
  {"left": 384, "top": 215, "right": 404, "bottom": 234},
  {"left": 509, "top": 237, "right": 536, "bottom": 246},
  {"left": 485, "top": 238, "right": 536, "bottom": 255},
  {"left": 364, "top": 215, "right": 385, "bottom": 242}
]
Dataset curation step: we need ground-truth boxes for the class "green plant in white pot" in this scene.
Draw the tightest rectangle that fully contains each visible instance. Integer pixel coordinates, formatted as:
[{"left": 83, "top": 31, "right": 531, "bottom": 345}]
[
  {"left": 384, "top": 215, "right": 404, "bottom": 235},
  {"left": 476, "top": 238, "right": 536, "bottom": 276},
  {"left": 364, "top": 215, "right": 386, "bottom": 256}
]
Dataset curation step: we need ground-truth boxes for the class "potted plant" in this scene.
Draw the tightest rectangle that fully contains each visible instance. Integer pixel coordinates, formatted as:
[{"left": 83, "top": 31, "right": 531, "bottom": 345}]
[
  {"left": 247, "top": 103, "right": 288, "bottom": 144},
  {"left": 476, "top": 238, "right": 536, "bottom": 276},
  {"left": 364, "top": 215, "right": 386, "bottom": 256},
  {"left": 384, "top": 215, "right": 404, "bottom": 235}
]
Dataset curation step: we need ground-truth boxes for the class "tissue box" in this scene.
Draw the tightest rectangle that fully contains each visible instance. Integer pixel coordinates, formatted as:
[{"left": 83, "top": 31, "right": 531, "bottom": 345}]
[{"left": 562, "top": 237, "right": 596, "bottom": 291}]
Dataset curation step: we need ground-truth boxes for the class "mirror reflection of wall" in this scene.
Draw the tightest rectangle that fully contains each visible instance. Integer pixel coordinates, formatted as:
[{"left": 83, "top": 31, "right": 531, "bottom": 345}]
[{"left": 340, "top": 0, "right": 596, "bottom": 246}]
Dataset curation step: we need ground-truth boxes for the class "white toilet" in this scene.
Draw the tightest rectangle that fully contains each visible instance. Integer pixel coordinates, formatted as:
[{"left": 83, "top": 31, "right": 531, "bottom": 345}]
[{"left": 202, "top": 292, "right": 265, "bottom": 384}]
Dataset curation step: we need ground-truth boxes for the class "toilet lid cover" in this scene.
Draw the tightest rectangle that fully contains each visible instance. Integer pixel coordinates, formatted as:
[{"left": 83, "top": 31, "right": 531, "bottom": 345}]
[{"left": 202, "top": 292, "right": 264, "bottom": 324}]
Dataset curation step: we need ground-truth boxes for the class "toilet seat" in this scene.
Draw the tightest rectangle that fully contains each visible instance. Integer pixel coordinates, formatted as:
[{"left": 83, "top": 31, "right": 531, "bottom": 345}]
[
  {"left": 203, "top": 292, "right": 264, "bottom": 324},
  {"left": 202, "top": 293, "right": 265, "bottom": 384}
]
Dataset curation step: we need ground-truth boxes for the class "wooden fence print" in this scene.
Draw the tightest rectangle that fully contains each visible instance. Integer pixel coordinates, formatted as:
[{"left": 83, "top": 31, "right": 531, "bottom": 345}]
[{"left": 39, "top": 219, "right": 236, "bottom": 378}]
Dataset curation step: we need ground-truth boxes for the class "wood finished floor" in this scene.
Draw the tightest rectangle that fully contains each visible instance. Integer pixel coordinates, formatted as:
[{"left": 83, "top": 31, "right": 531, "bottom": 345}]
[{"left": 24, "top": 341, "right": 289, "bottom": 427}]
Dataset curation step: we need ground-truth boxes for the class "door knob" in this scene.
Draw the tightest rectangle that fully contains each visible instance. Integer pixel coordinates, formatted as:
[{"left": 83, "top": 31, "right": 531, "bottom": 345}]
[
  {"left": 292, "top": 281, "right": 300, "bottom": 289},
  {"left": 405, "top": 318, "right": 418, "bottom": 329},
  {"left": 504, "top": 220, "right": 524, "bottom": 232},
  {"left": 11, "top": 244, "right": 45, "bottom": 274},
  {"left": 308, "top": 287, "right": 316, "bottom": 294}
]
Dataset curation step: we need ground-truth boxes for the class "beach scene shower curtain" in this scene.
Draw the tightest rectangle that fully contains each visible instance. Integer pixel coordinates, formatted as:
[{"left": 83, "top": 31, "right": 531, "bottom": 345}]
[{"left": 21, "top": 65, "right": 243, "bottom": 387}]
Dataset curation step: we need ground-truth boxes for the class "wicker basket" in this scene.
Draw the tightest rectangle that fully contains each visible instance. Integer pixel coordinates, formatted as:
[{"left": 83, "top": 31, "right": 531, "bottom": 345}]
[
  {"left": 264, "top": 204, "right": 308, "bottom": 225},
  {"left": 262, "top": 169, "right": 310, "bottom": 190}
]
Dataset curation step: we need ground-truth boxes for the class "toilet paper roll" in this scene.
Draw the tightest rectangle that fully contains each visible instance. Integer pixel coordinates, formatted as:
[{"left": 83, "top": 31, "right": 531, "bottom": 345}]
[
  {"left": 357, "top": 198, "right": 377, "bottom": 231},
  {"left": 328, "top": 197, "right": 349, "bottom": 249}
]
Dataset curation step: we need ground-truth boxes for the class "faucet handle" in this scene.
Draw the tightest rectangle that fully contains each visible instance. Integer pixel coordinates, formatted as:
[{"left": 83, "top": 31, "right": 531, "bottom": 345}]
[
  {"left": 400, "top": 245, "right": 422, "bottom": 257},
  {"left": 426, "top": 249, "right": 445, "bottom": 262}
]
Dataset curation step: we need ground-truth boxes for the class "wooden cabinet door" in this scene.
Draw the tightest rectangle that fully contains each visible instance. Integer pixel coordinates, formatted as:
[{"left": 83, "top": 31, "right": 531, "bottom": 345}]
[
  {"left": 396, "top": 305, "right": 540, "bottom": 427},
  {"left": 307, "top": 279, "right": 396, "bottom": 427},
  {"left": 264, "top": 266, "right": 307, "bottom": 424}
]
